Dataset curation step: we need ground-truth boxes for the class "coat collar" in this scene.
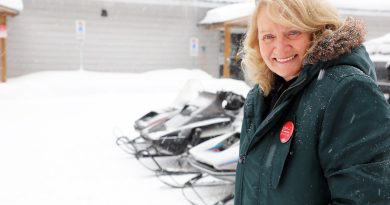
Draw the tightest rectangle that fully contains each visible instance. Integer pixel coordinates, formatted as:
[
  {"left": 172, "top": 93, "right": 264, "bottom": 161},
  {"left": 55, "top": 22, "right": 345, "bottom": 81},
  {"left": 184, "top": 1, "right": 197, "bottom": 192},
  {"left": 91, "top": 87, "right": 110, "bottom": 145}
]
[{"left": 304, "top": 17, "right": 366, "bottom": 66}]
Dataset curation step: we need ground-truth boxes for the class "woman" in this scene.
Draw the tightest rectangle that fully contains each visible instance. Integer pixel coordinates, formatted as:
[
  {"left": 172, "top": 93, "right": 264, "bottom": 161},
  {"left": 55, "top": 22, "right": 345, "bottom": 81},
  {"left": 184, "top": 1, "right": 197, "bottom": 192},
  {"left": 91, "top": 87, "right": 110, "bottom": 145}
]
[{"left": 235, "top": 0, "right": 390, "bottom": 204}]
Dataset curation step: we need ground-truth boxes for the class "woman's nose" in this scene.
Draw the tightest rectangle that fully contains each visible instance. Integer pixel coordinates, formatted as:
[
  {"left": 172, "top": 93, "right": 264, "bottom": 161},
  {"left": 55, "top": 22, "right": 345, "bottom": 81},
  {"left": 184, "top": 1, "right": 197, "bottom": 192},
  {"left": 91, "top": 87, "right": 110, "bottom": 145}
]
[{"left": 274, "top": 37, "right": 291, "bottom": 54}]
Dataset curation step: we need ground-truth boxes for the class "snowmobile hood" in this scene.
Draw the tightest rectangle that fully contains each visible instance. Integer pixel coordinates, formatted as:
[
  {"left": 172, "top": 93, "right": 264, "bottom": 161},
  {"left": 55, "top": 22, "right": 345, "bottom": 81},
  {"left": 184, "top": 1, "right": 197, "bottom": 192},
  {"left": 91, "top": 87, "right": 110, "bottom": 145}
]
[
  {"left": 189, "top": 132, "right": 240, "bottom": 171},
  {"left": 303, "top": 17, "right": 376, "bottom": 80},
  {"left": 143, "top": 117, "right": 231, "bottom": 141}
]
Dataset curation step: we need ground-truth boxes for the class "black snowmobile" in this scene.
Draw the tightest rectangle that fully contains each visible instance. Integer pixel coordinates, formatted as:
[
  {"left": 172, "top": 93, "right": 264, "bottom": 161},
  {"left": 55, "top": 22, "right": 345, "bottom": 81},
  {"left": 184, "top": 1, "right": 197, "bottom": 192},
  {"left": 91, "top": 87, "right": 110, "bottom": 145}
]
[
  {"left": 139, "top": 91, "right": 244, "bottom": 156},
  {"left": 116, "top": 89, "right": 245, "bottom": 176}
]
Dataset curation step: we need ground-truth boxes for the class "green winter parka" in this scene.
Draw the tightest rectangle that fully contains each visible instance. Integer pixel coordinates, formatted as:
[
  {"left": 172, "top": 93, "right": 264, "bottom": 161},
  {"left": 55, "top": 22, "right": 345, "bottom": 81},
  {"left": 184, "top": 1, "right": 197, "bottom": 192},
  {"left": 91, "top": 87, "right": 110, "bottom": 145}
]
[{"left": 234, "top": 18, "right": 390, "bottom": 205}]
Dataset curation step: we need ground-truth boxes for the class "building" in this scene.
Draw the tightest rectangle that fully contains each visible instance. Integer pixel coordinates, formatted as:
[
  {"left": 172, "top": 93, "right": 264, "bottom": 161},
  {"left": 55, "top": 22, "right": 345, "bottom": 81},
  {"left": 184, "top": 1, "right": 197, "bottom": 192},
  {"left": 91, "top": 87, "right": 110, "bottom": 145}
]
[
  {"left": 0, "top": 0, "right": 23, "bottom": 81},
  {"left": 6, "top": 0, "right": 249, "bottom": 78},
  {"left": 5, "top": 0, "right": 390, "bottom": 79}
]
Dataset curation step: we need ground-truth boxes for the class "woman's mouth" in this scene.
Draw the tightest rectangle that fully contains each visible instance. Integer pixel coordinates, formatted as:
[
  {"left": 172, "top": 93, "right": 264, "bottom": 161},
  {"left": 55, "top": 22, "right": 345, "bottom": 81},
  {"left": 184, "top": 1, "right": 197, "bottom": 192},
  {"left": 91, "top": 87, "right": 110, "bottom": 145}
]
[{"left": 274, "top": 55, "right": 297, "bottom": 63}]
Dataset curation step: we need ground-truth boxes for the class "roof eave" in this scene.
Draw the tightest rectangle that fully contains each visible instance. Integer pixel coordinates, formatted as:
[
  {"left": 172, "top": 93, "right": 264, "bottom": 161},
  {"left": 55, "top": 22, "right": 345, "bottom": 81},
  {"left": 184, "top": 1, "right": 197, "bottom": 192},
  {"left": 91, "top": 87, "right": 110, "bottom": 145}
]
[{"left": 0, "top": 6, "right": 20, "bottom": 16}]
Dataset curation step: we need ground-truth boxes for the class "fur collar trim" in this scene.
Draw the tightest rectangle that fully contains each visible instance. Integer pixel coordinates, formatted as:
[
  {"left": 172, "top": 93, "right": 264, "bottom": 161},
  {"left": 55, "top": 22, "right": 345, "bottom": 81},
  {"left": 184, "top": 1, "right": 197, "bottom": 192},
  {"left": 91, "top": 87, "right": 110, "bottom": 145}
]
[{"left": 304, "top": 17, "right": 366, "bottom": 65}]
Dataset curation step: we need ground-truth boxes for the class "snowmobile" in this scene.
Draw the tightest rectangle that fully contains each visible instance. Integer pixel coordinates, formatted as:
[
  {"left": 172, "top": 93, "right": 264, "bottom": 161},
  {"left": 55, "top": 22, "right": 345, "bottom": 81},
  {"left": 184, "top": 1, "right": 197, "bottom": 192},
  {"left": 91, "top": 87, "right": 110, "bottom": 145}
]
[
  {"left": 152, "top": 131, "right": 240, "bottom": 189},
  {"left": 133, "top": 107, "right": 180, "bottom": 131},
  {"left": 116, "top": 79, "right": 205, "bottom": 155},
  {"left": 117, "top": 89, "right": 245, "bottom": 177},
  {"left": 153, "top": 130, "right": 240, "bottom": 204},
  {"left": 133, "top": 79, "right": 205, "bottom": 131},
  {"left": 187, "top": 130, "right": 240, "bottom": 182},
  {"left": 138, "top": 90, "right": 244, "bottom": 156},
  {"left": 152, "top": 111, "right": 242, "bottom": 204},
  {"left": 136, "top": 90, "right": 244, "bottom": 175},
  {"left": 116, "top": 77, "right": 249, "bottom": 155},
  {"left": 180, "top": 115, "right": 241, "bottom": 205}
]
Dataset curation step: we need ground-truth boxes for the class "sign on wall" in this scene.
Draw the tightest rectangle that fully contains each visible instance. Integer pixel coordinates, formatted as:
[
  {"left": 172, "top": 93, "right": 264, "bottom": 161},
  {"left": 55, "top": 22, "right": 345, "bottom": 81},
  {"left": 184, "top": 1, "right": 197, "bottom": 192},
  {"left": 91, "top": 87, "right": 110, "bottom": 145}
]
[
  {"left": 190, "top": 37, "right": 199, "bottom": 57},
  {"left": 75, "top": 20, "right": 86, "bottom": 41}
]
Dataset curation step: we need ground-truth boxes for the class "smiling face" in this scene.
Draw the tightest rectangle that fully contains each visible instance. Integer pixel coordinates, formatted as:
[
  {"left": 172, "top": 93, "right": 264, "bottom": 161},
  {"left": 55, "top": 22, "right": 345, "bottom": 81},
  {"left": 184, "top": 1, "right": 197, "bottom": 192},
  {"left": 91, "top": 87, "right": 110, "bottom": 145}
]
[{"left": 257, "top": 7, "right": 312, "bottom": 81}]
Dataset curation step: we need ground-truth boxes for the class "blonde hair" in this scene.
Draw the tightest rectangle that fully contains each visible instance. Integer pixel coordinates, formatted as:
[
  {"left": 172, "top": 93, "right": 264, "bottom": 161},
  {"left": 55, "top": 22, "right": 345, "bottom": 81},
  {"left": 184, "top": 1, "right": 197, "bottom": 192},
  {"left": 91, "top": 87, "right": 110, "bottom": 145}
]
[{"left": 241, "top": 0, "right": 342, "bottom": 95}]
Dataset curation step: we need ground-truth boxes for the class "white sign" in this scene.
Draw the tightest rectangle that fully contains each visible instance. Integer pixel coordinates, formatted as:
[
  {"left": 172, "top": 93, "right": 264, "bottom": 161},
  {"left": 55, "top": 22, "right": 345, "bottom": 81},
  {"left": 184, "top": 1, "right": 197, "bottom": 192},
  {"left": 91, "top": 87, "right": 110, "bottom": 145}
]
[
  {"left": 75, "top": 20, "right": 86, "bottom": 41},
  {"left": 190, "top": 37, "right": 199, "bottom": 57}
]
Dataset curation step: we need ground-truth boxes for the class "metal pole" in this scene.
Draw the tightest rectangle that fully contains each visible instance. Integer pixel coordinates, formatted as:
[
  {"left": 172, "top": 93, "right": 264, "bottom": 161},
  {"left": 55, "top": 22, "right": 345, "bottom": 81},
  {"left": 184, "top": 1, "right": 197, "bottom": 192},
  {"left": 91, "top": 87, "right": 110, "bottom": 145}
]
[{"left": 79, "top": 41, "right": 84, "bottom": 71}]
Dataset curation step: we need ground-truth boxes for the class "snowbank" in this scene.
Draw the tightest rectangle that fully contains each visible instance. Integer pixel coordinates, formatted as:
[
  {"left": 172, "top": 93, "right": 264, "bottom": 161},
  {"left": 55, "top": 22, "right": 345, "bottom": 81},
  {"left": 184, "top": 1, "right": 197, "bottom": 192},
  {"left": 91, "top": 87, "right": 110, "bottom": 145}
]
[{"left": 0, "top": 69, "right": 249, "bottom": 205}]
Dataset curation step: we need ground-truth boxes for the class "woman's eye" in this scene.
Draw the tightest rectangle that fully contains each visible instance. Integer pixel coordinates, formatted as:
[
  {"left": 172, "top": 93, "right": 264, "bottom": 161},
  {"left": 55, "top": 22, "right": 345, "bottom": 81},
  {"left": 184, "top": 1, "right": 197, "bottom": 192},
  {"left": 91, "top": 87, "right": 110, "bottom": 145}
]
[
  {"left": 262, "top": 34, "right": 274, "bottom": 42},
  {"left": 288, "top": 30, "right": 301, "bottom": 39}
]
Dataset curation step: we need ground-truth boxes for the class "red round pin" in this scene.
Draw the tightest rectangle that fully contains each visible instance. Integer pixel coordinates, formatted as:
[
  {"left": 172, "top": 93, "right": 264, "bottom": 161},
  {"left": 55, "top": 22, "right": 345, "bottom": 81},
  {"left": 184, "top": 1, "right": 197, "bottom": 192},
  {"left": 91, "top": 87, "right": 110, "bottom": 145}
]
[{"left": 280, "top": 121, "right": 294, "bottom": 143}]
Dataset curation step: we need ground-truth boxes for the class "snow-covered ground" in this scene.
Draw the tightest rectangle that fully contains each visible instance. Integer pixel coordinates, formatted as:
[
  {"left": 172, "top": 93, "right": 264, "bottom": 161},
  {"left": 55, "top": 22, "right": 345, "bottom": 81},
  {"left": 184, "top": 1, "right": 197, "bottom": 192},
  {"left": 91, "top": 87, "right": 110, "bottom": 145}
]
[{"left": 0, "top": 69, "right": 249, "bottom": 205}]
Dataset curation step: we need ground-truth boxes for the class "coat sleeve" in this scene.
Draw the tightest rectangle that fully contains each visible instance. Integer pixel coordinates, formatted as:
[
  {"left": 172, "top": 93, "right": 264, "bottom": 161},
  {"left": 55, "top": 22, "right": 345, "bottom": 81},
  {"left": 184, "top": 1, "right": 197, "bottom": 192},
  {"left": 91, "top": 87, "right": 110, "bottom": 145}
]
[{"left": 318, "top": 74, "right": 390, "bottom": 204}]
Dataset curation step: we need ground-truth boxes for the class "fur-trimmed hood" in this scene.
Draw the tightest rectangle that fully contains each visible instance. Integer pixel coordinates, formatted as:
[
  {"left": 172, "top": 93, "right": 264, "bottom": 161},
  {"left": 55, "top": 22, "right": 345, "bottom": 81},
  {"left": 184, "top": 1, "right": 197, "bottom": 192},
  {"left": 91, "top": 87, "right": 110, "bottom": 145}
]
[
  {"left": 304, "top": 17, "right": 366, "bottom": 65},
  {"left": 302, "top": 17, "right": 376, "bottom": 79}
]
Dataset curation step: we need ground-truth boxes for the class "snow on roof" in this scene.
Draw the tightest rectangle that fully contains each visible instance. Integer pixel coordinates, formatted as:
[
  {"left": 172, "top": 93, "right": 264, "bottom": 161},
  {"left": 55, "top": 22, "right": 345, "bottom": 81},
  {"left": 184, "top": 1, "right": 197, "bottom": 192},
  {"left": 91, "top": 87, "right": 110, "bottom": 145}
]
[
  {"left": 0, "top": 0, "right": 23, "bottom": 13},
  {"left": 364, "top": 33, "right": 390, "bottom": 56},
  {"left": 199, "top": 0, "right": 390, "bottom": 25},
  {"left": 366, "top": 33, "right": 390, "bottom": 44},
  {"left": 200, "top": 0, "right": 249, "bottom": 3},
  {"left": 330, "top": 0, "right": 390, "bottom": 12},
  {"left": 330, "top": 0, "right": 390, "bottom": 16},
  {"left": 199, "top": 2, "right": 254, "bottom": 25},
  {"left": 95, "top": 0, "right": 250, "bottom": 8}
]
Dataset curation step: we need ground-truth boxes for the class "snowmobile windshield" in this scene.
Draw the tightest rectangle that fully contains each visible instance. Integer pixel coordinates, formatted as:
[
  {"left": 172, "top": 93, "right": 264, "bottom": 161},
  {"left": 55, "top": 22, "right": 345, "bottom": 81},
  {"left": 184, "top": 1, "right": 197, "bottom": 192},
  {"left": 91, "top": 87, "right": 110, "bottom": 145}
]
[{"left": 165, "top": 91, "right": 218, "bottom": 128}]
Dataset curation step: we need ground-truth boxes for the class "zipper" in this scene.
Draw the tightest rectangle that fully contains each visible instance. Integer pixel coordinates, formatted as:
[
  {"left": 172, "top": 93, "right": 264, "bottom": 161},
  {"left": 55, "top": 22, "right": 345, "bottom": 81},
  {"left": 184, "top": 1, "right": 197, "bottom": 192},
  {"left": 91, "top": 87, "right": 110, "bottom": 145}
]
[
  {"left": 271, "top": 76, "right": 306, "bottom": 110},
  {"left": 243, "top": 76, "right": 307, "bottom": 155}
]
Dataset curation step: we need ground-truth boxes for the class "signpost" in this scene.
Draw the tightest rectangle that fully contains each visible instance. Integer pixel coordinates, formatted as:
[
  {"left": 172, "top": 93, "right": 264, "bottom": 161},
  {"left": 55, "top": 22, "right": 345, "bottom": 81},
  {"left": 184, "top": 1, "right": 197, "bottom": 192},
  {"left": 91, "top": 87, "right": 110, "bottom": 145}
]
[{"left": 75, "top": 20, "right": 86, "bottom": 70}]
